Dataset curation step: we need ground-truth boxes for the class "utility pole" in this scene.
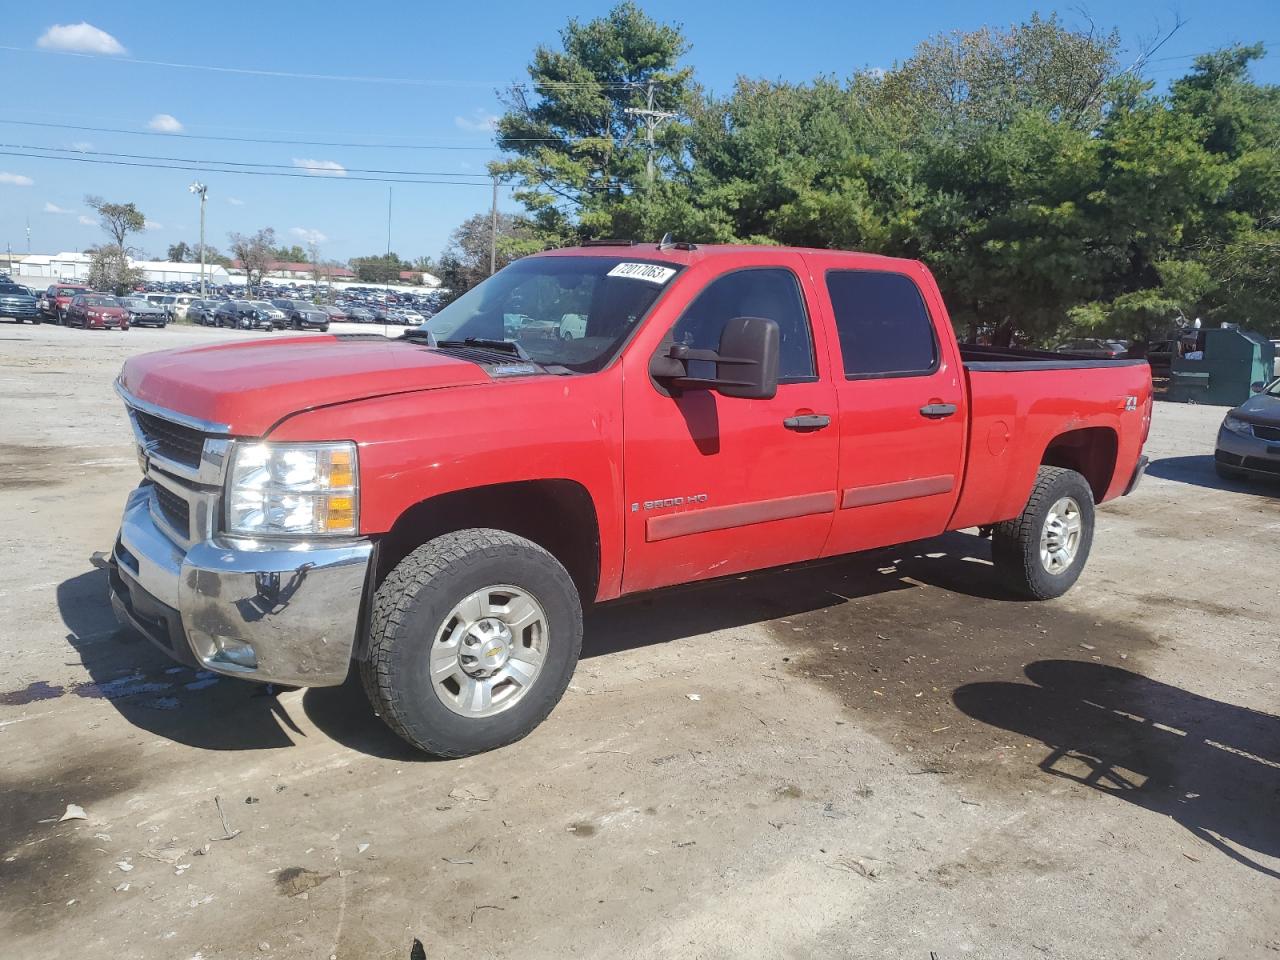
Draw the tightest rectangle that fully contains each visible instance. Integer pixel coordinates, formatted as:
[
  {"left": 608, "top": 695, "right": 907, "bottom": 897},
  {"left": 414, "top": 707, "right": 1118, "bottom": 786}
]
[
  {"left": 386, "top": 187, "right": 392, "bottom": 256},
  {"left": 490, "top": 176, "right": 499, "bottom": 276},
  {"left": 25, "top": 217, "right": 31, "bottom": 254},
  {"left": 189, "top": 182, "right": 208, "bottom": 297},
  {"left": 623, "top": 82, "right": 677, "bottom": 185}
]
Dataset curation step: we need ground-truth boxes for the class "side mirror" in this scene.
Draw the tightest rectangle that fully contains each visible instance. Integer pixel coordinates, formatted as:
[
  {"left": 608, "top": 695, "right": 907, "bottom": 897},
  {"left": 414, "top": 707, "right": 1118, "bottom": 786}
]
[
  {"left": 649, "top": 316, "right": 780, "bottom": 400},
  {"left": 1251, "top": 381, "right": 1265, "bottom": 394},
  {"left": 716, "top": 316, "right": 780, "bottom": 399}
]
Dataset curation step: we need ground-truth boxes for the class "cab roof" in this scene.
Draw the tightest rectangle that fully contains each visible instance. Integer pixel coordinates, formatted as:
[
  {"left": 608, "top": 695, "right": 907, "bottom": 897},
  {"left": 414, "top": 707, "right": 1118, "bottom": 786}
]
[{"left": 535, "top": 242, "right": 921, "bottom": 271}]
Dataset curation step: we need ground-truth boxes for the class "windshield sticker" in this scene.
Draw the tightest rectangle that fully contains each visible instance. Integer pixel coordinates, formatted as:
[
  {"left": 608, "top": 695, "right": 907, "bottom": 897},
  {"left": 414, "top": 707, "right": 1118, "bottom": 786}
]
[{"left": 606, "top": 262, "right": 677, "bottom": 285}]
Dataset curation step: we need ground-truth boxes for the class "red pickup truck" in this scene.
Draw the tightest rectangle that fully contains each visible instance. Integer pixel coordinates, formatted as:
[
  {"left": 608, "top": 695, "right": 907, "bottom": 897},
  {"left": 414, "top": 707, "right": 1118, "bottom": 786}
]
[{"left": 108, "top": 243, "right": 1152, "bottom": 756}]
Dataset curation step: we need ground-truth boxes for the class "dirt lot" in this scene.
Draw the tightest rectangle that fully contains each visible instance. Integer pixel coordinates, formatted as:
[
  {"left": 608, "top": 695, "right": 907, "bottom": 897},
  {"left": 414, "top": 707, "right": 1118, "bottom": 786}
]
[{"left": 1, "top": 322, "right": 1277, "bottom": 960}]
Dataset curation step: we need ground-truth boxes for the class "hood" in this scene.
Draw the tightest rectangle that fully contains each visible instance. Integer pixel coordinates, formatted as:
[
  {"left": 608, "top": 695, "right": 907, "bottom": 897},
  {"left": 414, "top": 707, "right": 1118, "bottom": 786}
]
[
  {"left": 118, "top": 335, "right": 491, "bottom": 435},
  {"left": 1236, "top": 391, "right": 1280, "bottom": 424}
]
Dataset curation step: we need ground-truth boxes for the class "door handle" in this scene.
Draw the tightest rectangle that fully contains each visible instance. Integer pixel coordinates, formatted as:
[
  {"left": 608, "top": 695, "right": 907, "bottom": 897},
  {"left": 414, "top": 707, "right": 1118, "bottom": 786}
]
[
  {"left": 919, "top": 403, "right": 958, "bottom": 419},
  {"left": 783, "top": 414, "right": 831, "bottom": 431}
]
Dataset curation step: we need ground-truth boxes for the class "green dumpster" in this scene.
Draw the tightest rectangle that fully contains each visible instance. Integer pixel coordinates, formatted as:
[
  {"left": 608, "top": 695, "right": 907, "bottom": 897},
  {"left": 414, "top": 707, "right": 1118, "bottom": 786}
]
[{"left": 1167, "top": 327, "right": 1277, "bottom": 406}]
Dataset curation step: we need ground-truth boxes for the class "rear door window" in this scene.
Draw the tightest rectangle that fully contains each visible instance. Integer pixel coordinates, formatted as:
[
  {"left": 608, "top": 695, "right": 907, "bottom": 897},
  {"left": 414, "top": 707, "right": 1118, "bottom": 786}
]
[{"left": 825, "top": 271, "right": 938, "bottom": 379}]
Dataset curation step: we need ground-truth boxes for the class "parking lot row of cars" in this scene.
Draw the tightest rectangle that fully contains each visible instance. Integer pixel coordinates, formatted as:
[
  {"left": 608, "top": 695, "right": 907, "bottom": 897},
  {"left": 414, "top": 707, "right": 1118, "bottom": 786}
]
[{"left": 0, "top": 274, "right": 445, "bottom": 331}]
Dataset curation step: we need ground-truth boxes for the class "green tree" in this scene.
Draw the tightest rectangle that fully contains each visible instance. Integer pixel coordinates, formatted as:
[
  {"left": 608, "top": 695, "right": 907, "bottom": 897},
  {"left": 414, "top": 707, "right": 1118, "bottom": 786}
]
[
  {"left": 491, "top": 1, "right": 693, "bottom": 244},
  {"left": 166, "top": 241, "right": 191, "bottom": 263},
  {"left": 272, "top": 244, "right": 309, "bottom": 263},
  {"left": 437, "top": 212, "right": 540, "bottom": 300},
  {"left": 87, "top": 246, "right": 143, "bottom": 295},
  {"left": 350, "top": 253, "right": 408, "bottom": 284},
  {"left": 228, "top": 228, "right": 277, "bottom": 296},
  {"left": 85, "top": 196, "right": 146, "bottom": 253}
]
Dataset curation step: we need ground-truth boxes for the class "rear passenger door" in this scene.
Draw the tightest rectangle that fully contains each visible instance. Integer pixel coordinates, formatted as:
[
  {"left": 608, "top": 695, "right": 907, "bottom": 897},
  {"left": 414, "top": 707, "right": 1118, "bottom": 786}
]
[{"left": 811, "top": 264, "right": 967, "bottom": 556}]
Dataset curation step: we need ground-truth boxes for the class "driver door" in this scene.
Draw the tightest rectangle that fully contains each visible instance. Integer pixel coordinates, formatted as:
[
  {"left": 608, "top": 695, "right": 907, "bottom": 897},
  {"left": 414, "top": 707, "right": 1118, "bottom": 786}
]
[{"left": 620, "top": 259, "right": 840, "bottom": 594}]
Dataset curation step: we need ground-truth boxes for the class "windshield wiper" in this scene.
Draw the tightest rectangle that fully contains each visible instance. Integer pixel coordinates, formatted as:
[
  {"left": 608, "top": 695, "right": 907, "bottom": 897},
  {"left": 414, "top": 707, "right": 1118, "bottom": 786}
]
[{"left": 438, "top": 337, "right": 532, "bottom": 361}]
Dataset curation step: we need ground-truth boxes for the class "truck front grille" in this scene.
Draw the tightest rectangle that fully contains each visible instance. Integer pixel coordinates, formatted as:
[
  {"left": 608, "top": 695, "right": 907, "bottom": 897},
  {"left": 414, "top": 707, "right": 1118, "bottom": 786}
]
[
  {"left": 1251, "top": 423, "right": 1280, "bottom": 442},
  {"left": 153, "top": 483, "right": 191, "bottom": 535},
  {"left": 134, "top": 410, "right": 207, "bottom": 468}
]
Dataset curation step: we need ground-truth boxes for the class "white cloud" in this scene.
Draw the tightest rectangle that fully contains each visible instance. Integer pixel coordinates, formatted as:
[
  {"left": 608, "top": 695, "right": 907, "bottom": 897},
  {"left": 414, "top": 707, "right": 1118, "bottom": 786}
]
[
  {"left": 864, "top": 66, "right": 887, "bottom": 80},
  {"left": 227, "top": 197, "right": 245, "bottom": 206},
  {"left": 292, "top": 158, "right": 346, "bottom": 177},
  {"left": 148, "top": 113, "right": 183, "bottom": 133},
  {"left": 0, "top": 172, "right": 34, "bottom": 186},
  {"left": 144, "top": 219, "right": 163, "bottom": 231},
  {"left": 289, "top": 227, "right": 328, "bottom": 245},
  {"left": 37, "top": 22, "right": 126, "bottom": 55},
  {"left": 44, "top": 202, "right": 71, "bottom": 213},
  {"left": 78, "top": 215, "right": 96, "bottom": 226},
  {"left": 455, "top": 110, "right": 499, "bottom": 133},
  {"left": 70, "top": 141, "right": 94, "bottom": 152}
]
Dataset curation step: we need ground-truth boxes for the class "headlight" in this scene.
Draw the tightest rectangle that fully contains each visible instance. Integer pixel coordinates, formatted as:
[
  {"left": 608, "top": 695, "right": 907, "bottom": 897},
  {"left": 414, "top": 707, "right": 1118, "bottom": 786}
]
[
  {"left": 1222, "top": 415, "right": 1253, "bottom": 437},
  {"left": 226, "top": 441, "right": 358, "bottom": 537}
]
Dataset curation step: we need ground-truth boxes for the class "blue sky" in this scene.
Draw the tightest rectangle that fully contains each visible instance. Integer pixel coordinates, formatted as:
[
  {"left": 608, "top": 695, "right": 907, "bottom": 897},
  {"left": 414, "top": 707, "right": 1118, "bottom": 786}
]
[{"left": 1, "top": 0, "right": 1276, "bottom": 264}]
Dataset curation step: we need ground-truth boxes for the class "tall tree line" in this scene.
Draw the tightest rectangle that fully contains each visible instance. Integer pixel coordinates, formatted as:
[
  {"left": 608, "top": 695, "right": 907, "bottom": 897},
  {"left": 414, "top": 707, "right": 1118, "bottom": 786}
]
[{"left": 488, "top": 4, "right": 1280, "bottom": 344}]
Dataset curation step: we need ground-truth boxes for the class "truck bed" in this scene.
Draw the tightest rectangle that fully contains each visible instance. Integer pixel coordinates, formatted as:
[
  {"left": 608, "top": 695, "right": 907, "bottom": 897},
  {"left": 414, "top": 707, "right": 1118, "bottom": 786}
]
[
  {"left": 959, "top": 343, "right": 1150, "bottom": 372},
  {"left": 947, "top": 345, "right": 1153, "bottom": 531}
]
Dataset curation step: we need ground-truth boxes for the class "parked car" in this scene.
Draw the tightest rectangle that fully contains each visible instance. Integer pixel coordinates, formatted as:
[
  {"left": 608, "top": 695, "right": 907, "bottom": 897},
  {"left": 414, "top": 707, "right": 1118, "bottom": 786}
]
[
  {"left": 213, "top": 300, "right": 273, "bottom": 330},
  {"left": 65, "top": 294, "right": 129, "bottom": 330},
  {"left": 319, "top": 304, "right": 349, "bottom": 323},
  {"left": 1057, "top": 339, "right": 1129, "bottom": 360},
  {"left": 108, "top": 242, "right": 1153, "bottom": 758},
  {"left": 170, "top": 294, "right": 197, "bottom": 320},
  {"left": 188, "top": 299, "right": 220, "bottom": 326},
  {"left": 117, "top": 296, "right": 168, "bottom": 328},
  {"left": 1215, "top": 377, "right": 1280, "bottom": 482},
  {"left": 346, "top": 306, "right": 375, "bottom": 323},
  {"left": 42, "top": 283, "right": 90, "bottom": 322},
  {"left": 0, "top": 281, "right": 40, "bottom": 323},
  {"left": 271, "top": 299, "right": 330, "bottom": 331},
  {"left": 252, "top": 301, "right": 289, "bottom": 329}
]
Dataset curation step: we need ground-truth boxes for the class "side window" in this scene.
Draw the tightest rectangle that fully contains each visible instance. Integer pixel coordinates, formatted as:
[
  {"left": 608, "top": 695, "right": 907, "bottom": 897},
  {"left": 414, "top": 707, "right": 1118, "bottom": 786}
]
[
  {"left": 670, "top": 268, "right": 816, "bottom": 383},
  {"left": 826, "top": 270, "right": 939, "bottom": 378}
]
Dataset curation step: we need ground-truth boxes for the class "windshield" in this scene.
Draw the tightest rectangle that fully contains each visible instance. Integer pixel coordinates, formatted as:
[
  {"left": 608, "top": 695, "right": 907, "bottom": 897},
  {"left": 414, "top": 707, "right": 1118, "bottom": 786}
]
[
  {"left": 420, "top": 256, "right": 680, "bottom": 372},
  {"left": 0, "top": 284, "right": 25, "bottom": 295},
  {"left": 1266, "top": 378, "right": 1280, "bottom": 398},
  {"left": 84, "top": 296, "right": 115, "bottom": 307},
  {"left": 121, "top": 298, "right": 149, "bottom": 308}
]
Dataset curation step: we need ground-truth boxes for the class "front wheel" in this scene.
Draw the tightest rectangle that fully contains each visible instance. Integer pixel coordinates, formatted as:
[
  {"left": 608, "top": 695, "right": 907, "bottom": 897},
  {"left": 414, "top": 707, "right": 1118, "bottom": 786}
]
[
  {"left": 992, "top": 466, "right": 1095, "bottom": 600},
  {"left": 361, "top": 529, "right": 583, "bottom": 757}
]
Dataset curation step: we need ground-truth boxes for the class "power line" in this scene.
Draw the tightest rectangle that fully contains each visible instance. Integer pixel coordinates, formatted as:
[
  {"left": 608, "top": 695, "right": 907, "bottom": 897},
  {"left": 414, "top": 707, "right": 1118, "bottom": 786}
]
[
  {"left": 0, "top": 45, "right": 645, "bottom": 89},
  {"left": 6, "top": 142, "right": 496, "bottom": 178},
  {"left": 0, "top": 118, "right": 563, "bottom": 151},
  {"left": 0, "top": 149, "right": 494, "bottom": 186},
  {"left": 0, "top": 148, "right": 616, "bottom": 191}
]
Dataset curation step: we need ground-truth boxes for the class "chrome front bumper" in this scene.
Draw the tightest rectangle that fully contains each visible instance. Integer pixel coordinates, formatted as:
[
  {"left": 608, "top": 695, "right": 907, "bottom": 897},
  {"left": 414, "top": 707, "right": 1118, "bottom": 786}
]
[{"left": 110, "top": 484, "right": 373, "bottom": 686}]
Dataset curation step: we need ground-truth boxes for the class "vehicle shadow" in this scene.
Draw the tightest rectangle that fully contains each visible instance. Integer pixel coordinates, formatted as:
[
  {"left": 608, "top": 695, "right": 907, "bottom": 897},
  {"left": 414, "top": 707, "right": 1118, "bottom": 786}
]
[
  {"left": 53, "top": 531, "right": 1015, "bottom": 759},
  {"left": 580, "top": 530, "right": 1012, "bottom": 661},
  {"left": 953, "top": 660, "right": 1280, "bottom": 879},
  {"left": 56, "top": 566, "right": 308, "bottom": 751},
  {"left": 1146, "top": 454, "right": 1279, "bottom": 494}
]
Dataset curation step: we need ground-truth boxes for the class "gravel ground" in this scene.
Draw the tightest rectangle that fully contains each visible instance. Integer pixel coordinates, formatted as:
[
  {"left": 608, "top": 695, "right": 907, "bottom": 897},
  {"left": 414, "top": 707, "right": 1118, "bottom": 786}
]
[{"left": 1, "top": 322, "right": 1277, "bottom": 960}]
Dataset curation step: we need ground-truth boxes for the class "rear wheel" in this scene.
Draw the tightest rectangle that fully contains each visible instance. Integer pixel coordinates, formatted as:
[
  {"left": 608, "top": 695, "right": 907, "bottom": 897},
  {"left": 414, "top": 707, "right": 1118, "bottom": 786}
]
[
  {"left": 361, "top": 529, "right": 582, "bottom": 757},
  {"left": 992, "top": 466, "right": 1095, "bottom": 600}
]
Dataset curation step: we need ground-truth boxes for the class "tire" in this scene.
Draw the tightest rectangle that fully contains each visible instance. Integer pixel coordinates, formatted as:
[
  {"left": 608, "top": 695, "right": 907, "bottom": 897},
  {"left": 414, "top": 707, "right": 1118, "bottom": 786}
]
[
  {"left": 361, "top": 529, "right": 583, "bottom": 757},
  {"left": 1215, "top": 461, "right": 1247, "bottom": 482},
  {"left": 992, "top": 466, "right": 1095, "bottom": 600}
]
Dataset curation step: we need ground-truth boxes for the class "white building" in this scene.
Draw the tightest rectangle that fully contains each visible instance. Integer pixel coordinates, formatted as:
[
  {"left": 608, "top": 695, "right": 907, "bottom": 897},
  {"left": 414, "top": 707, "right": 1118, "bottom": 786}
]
[
  {"left": 11, "top": 253, "right": 229, "bottom": 285},
  {"left": 129, "top": 260, "right": 232, "bottom": 284},
  {"left": 13, "top": 251, "right": 92, "bottom": 280}
]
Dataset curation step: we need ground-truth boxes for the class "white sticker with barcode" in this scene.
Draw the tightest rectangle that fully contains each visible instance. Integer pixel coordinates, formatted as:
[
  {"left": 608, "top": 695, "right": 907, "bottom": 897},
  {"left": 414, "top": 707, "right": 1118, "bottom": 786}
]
[{"left": 606, "top": 262, "right": 677, "bottom": 284}]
